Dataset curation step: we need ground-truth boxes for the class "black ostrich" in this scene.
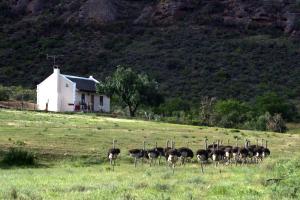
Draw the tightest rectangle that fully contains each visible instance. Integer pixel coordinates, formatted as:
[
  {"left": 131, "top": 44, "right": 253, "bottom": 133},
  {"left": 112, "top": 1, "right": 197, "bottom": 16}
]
[
  {"left": 246, "top": 140, "right": 255, "bottom": 163},
  {"left": 211, "top": 140, "right": 225, "bottom": 167},
  {"left": 232, "top": 138, "right": 240, "bottom": 165},
  {"left": 147, "top": 143, "right": 160, "bottom": 166},
  {"left": 251, "top": 139, "right": 263, "bottom": 163},
  {"left": 196, "top": 138, "right": 209, "bottom": 173},
  {"left": 196, "top": 138, "right": 209, "bottom": 162},
  {"left": 178, "top": 142, "right": 194, "bottom": 165},
  {"left": 239, "top": 140, "right": 250, "bottom": 165},
  {"left": 166, "top": 140, "right": 180, "bottom": 174},
  {"left": 107, "top": 139, "right": 121, "bottom": 167},
  {"left": 129, "top": 141, "right": 146, "bottom": 167},
  {"left": 208, "top": 143, "right": 218, "bottom": 150},
  {"left": 164, "top": 140, "right": 172, "bottom": 161},
  {"left": 154, "top": 142, "right": 165, "bottom": 165},
  {"left": 262, "top": 140, "right": 271, "bottom": 158},
  {"left": 221, "top": 139, "right": 233, "bottom": 164}
]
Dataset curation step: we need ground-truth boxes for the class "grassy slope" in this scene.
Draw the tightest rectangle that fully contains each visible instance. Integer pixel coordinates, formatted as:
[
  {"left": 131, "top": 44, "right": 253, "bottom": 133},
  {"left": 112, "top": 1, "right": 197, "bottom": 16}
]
[{"left": 0, "top": 109, "right": 299, "bottom": 199}]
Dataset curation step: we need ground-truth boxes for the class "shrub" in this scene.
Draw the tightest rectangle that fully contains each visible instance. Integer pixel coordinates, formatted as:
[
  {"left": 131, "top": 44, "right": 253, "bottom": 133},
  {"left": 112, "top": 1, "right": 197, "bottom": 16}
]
[
  {"left": 213, "top": 99, "right": 251, "bottom": 128},
  {"left": 2, "top": 148, "right": 36, "bottom": 166},
  {"left": 0, "top": 85, "right": 10, "bottom": 101},
  {"left": 255, "top": 92, "right": 298, "bottom": 121}
]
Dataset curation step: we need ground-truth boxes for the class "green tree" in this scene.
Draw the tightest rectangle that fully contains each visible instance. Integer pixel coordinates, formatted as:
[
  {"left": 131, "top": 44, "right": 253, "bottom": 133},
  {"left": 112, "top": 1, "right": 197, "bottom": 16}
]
[
  {"left": 255, "top": 92, "right": 298, "bottom": 121},
  {"left": 157, "top": 98, "right": 190, "bottom": 116},
  {"left": 213, "top": 99, "right": 251, "bottom": 128},
  {"left": 97, "top": 66, "right": 163, "bottom": 117}
]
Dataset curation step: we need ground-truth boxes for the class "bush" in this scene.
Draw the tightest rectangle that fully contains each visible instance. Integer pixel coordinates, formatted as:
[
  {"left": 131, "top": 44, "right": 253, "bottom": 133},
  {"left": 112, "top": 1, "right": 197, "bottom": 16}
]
[
  {"left": 213, "top": 99, "right": 251, "bottom": 128},
  {"left": 255, "top": 92, "right": 298, "bottom": 122},
  {"left": 156, "top": 98, "right": 190, "bottom": 116},
  {"left": 0, "top": 85, "right": 10, "bottom": 101},
  {"left": 2, "top": 148, "right": 36, "bottom": 166}
]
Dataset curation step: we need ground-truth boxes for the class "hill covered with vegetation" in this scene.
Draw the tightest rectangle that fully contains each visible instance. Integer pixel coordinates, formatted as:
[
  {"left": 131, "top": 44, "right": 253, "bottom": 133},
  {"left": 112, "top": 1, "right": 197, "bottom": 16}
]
[{"left": 1, "top": 0, "right": 300, "bottom": 103}]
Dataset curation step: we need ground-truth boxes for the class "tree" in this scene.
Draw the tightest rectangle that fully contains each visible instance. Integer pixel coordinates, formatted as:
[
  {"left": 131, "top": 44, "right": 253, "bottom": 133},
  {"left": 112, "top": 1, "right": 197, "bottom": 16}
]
[
  {"left": 97, "top": 66, "right": 163, "bottom": 117},
  {"left": 199, "top": 96, "right": 217, "bottom": 126},
  {"left": 213, "top": 99, "right": 251, "bottom": 128},
  {"left": 156, "top": 98, "right": 190, "bottom": 116},
  {"left": 255, "top": 92, "right": 298, "bottom": 121},
  {"left": 265, "top": 112, "right": 287, "bottom": 133}
]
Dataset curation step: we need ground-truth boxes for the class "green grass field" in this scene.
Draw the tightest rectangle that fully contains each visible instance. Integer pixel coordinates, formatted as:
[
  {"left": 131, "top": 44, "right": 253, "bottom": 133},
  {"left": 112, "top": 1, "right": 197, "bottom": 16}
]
[{"left": 0, "top": 109, "right": 299, "bottom": 200}]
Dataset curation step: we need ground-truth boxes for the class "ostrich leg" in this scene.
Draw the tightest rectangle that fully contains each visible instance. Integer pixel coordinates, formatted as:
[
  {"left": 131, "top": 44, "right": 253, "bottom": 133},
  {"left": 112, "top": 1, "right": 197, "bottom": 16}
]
[
  {"left": 158, "top": 156, "right": 161, "bottom": 165},
  {"left": 172, "top": 163, "right": 175, "bottom": 174},
  {"left": 134, "top": 157, "right": 137, "bottom": 168},
  {"left": 200, "top": 162, "right": 204, "bottom": 174}
]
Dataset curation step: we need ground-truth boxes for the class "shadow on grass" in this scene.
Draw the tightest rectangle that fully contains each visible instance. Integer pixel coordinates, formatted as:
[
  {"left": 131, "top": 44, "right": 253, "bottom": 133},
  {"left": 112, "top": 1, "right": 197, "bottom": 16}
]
[{"left": 0, "top": 161, "right": 50, "bottom": 169}]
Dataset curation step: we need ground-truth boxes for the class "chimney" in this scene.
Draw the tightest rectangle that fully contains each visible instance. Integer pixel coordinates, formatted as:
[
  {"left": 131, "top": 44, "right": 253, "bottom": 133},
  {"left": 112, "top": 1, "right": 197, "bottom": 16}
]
[{"left": 53, "top": 67, "right": 60, "bottom": 75}]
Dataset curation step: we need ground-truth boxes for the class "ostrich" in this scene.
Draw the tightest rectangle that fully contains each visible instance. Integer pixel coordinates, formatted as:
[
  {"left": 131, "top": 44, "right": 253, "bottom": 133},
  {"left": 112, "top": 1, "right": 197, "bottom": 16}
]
[
  {"left": 251, "top": 139, "right": 263, "bottom": 163},
  {"left": 246, "top": 140, "right": 255, "bottom": 163},
  {"left": 196, "top": 138, "right": 209, "bottom": 173},
  {"left": 223, "top": 147, "right": 232, "bottom": 164},
  {"left": 164, "top": 140, "right": 172, "bottom": 162},
  {"left": 211, "top": 140, "right": 225, "bottom": 167},
  {"left": 154, "top": 142, "right": 165, "bottom": 165},
  {"left": 107, "top": 139, "right": 121, "bottom": 168},
  {"left": 208, "top": 143, "right": 218, "bottom": 149},
  {"left": 239, "top": 140, "right": 250, "bottom": 165},
  {"left": 178, "top": 142, "right": 194, "bottom": 165},
  {"left": 166, "top": 140, "right": 180, "bottom": 174},
  {"left": 262, "top": 140, "right": 271, "bottom": 158},
  {"left": 147, "top": 142, "right": 160, "bottom": 166},
  {"left": 221, "top": 139, "right": 233, "bottom": 164},
  {"left": 232, "top": 138, "right": 240, "bottom": 165},
  {"left": 129, "top": 141, "right": 146, "bottom": 167}
]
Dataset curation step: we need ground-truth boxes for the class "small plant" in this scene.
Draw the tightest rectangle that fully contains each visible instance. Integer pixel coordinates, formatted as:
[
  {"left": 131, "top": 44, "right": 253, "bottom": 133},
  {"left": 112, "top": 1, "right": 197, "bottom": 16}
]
[
  {"left": 154, "top": 183, "right": 169, "bottom": 191},
  {"left": 10, "top": 188, "right": 17, "bottom": 199},
  {"left": 2, "top": 148, "right": 35, "bottom": 166},
  {"left": 13, "top": 140, "right": 25, "bottom": 146}
]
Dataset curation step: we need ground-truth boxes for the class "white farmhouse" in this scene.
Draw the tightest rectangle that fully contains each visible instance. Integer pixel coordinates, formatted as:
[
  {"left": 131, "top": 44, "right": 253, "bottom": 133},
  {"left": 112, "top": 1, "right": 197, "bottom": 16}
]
[{"left": 36, "top": 68, "right": 110, "bottom": 112}]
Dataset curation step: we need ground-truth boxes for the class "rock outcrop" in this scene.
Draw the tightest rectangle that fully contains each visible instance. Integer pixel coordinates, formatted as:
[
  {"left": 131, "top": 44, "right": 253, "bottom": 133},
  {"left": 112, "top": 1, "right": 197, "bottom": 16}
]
[
  {"left": 10, "top": 0, "right": 45, "bottom": 15},
  {"left": 78, "top": 0, "right": 119, "bottom": 24},
  {"left": 134, "top": 0, "right": 195, "bottom": 25},
  {"left": 6, "top": 0, "right": 300, "bottom": 36}
]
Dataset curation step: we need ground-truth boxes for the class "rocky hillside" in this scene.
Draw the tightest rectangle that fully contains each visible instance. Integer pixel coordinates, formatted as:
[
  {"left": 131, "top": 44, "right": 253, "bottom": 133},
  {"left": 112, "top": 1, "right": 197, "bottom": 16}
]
[{"left": 1, "top": 0, "right": 300, "bottom": 102}]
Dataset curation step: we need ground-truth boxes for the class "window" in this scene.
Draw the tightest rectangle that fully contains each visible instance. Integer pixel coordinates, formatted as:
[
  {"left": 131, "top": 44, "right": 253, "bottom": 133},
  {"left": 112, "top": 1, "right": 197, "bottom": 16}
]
[
  {"left": 81, "top": 94, "right": 85, "bottom": 103},
  {"left": 100, "top": 96, "right": 103, "bottom": 106},
  {"left": 66, "top": 83, "right": 69, "bottom": 87}
]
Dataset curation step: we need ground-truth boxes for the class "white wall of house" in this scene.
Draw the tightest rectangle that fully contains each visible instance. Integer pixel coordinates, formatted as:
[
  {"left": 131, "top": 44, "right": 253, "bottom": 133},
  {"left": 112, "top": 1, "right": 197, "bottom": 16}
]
[
  {"left": 37, "top": 69, "right": 60, "bottom": 111},
  {"left": 37, "top": 68, "right": 110, "bottom": 113},
  {"left": 93, "top": 94, "right": 110, "bottom": 112},
  {"left": 58, "top": 76, "right": 75, "bottom": 112},
  {"left": 37, "top": 68, "right": 75, "bottom": 112}
]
